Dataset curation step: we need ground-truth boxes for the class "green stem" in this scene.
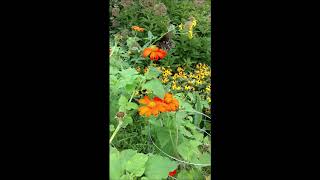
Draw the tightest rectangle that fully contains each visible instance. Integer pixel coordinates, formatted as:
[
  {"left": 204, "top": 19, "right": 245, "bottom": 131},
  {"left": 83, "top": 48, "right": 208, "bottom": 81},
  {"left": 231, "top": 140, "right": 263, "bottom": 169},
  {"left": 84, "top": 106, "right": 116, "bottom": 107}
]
[{"left": 109, "top": 120, "right": 123, "bottom": 144}]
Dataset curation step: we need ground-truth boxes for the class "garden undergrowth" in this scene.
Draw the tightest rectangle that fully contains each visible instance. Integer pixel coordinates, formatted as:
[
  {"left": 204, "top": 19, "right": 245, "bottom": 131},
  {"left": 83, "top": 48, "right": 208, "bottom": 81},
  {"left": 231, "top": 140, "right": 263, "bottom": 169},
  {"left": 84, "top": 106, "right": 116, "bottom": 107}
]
[{"left": 109, "top": 0, "right": 212, "bottom": 179}]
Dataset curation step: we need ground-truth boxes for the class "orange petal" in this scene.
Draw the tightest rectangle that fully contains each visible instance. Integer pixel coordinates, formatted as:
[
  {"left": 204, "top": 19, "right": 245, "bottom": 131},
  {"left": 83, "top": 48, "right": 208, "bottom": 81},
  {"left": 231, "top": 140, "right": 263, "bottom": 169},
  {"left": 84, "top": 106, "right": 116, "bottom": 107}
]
[
  {"left": 139, "top": 96, "right": 151, "bottom": 104},
  {"left": 157, "top": 49, "right": 167, "bottom": 59},
  {"left": 143, "top": 48, "right": 152, "bottom": 57},
  {"left": 151, "top": 108, "right": 160, "bottom": 116},
  {"left": 145, "top": 110, "right": 152, "bottom": 117},
  {"left": 139, "top": 106, "right": 149, "bottom": 115},
  {"left": 153, "top": 97, "right": 164, "bottom": 102},
  {"left": 150, "top": 52, "right": 157, "bottom": 61}
]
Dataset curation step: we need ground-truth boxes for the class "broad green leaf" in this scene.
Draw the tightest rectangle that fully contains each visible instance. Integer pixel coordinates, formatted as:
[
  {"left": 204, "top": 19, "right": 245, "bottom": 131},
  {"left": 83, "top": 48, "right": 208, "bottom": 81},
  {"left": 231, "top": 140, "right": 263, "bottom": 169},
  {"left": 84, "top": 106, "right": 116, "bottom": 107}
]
[
  {"left": 144, "top": 154, "right": 178, "bottom": 179},
  {"left": 125, "top": 153, "right": 148, "bottom": 177},
  {"left": 143, "top": 79, "right": 165, "bottom": 99},
  {"left": 126, "top": 102, "right": 138, "bottom": 110},
  {"left": 187, "top": 92, "right": 195, "bottom": 102},
  {"left": 119, "top": 68, "right": 138, "bottom": 79},
  {"left": 110, "top": 66, "right": 119, "bottom": 75},
  {"left": 119, "top": 95, "right": 128, "bottom": 107},
  {"left": 110, "top": 148, "right": 122, "bottom": 180},
  {"left": 177, "top": 169, "right": 204, "bottom": 180},
  {"left": 141, "top": 177, "right": 149, "bottom": 180},
  {"left": 177, "top": 170, "right": 193, "bottom": 180},
  {"left": 120, "top": 149, "right": 137, "bottom": 171},
  {"left": 122, "top": 116, "right": 133, "bottom": 128},
  {"left": 180, "top": 126, "right": 193, "bottom": 138},
  {"left": 199, "top": 152, "right": 211, "bottom": 165},
  {"left": 145, "top": 66, "right": 161, "bottom": 80},
  {"left": 156, "top": 128, "right": 170, "bottom": 148},
  {"left": 177, "top": 140, "right": 201, "bottom": 161},
  {"left": 176, "top": 111, "right": 187, "bottom": 122},
  {"left": 119, "top": 174, "right": 132, "bottom": 180},
  {"left": 176, "top": 98, "right": 195, "bottom": 112}
]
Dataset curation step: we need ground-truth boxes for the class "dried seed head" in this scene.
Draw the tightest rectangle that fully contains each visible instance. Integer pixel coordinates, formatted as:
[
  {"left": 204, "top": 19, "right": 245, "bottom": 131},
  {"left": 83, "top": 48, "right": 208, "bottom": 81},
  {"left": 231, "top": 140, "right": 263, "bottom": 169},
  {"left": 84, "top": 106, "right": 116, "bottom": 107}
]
[
  {"left": 112, "top": 7, "right": 120, "bottom": 17},
  {"left": 116, "top": 112, "right": 125, "bottom": 118},
  {"left": 140, "top": 0, "right": 156, "bottom": 8},
  {"left": 120, "top": 0, "right": 133, "bottom": 8},
  {"left": 111, "top": 19, "right": 120, "bottom": 27},
  {"left": 154, "top": 3, "right": 167, "bottom": 16},
  {"left": 194, "top": 0, "right": 205, "bottom": 6}
]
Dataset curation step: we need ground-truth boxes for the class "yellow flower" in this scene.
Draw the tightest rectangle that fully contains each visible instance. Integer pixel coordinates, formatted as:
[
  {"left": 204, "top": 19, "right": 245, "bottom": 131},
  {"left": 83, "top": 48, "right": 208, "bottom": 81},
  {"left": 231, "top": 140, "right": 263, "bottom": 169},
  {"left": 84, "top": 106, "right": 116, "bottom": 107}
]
[
  {"left": 196, "top": 79, "right": 203, "bottom": 85},
  {"left": 206, "top": 85, "right": 211, "bottom": 93},
  {"left": 178, "top": 23, "right": 183, "bottom": 31},
  {"left": 136, "top": 66, "right": 141, "bottom": 72},
  {"left": 162, "top": 78, "right": 169, "bottom": 83},
  {"left": 164, "top": 69, "right": 172, "bottom": 76},
  {"left": 188, "top": 30, "right": 193, "bottom": 39},
  {"left": 188, "top": 80, "right": 194, "bottom": 85},
  {"left": 172, "top": 73, "right": 179, "bottom": 80},
  {"left": 144, "top": 67, "right": 149, "bottom": 74},
  {"left": 207, "top": 97, "right": 211, "bottom": 103},
  {"left": 177, "top": 67, "right": 184, "bottom": 72},
  {"left": 184, "top": 85, "right": 191, "bottom": 90}
]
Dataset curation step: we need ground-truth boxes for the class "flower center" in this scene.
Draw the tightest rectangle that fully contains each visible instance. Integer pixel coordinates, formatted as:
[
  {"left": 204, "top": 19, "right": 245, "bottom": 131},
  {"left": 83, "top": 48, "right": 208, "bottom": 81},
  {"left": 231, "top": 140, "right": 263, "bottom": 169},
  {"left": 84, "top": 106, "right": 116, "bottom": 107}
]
[{"left": 148, "top": 101, "right": 156, "bottom": 108}]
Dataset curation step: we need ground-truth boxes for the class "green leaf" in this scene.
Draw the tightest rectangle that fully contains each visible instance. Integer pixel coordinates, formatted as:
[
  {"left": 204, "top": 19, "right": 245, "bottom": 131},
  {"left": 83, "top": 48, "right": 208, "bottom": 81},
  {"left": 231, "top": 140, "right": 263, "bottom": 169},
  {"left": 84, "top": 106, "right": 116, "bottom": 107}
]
[
  {"left": 110, "top": 148, "right": 122, "bottom": 180},
  {"left": 143, "top": 79, "right": 165, "bottom": 99},
  {"left": 119, "top": 95, "right": 128, "bottom": 107},
  {"left": 119, "top": 174, "right": 132, "bottom": 180},
  {"left": 147, "top": 31, "right": 154, "bottom": 40},
  {"left": 144, "top": 154, "right": 178, "bottom": 180},
  {"left": 145, "top": 66, "right": 161, "bottom": 80},
  {"left": 120, "top": 149, "right": 137, "bottom": 171},
  {"left": 126, "top": 102, "right": 138, "bottom": 110},
  {"left": 177, "top": 140, "right": 201, "bottom": 161},
  {"left": 177, "top": 170, "right": 193, "bottom": 180},
  {"left": 176, "top": 111, "right": 187, "bottom": 121},
  {"left": 156, "top": 128, "right": 170, "bottom": 148},
  {"left": 180, "top": 126, "right": 193, "bottom": 138},
  {"left": 187, "top": 92, "right": 195, "bottom": 102},
  {"left": 177, "top": 169, "right": 204, "bottom": 180},
  {"left": 122, "top": 116, "right": 133, "bottom": 128},
  {"left": 119, "top": 68, "right": 138, "bottom": 79},
  {"left": 194, "top": 94, "right": 203, "bottom": 126},
  {"left": 199, "top": 152, "right": 211, "bottom": 165},
  {"left": 125, "top": 153, "right": 149, "bottom": 177}
]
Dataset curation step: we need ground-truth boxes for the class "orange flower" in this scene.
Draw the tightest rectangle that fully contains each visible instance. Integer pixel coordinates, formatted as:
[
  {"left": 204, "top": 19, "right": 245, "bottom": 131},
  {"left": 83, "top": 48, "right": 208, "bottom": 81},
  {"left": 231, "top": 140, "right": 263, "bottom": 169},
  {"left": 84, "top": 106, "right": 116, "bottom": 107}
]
[
  {"left": 138, "top": 96, "right": 167, "bottom": 117},
  {"left": 143, "top": 45, "right": 167, "bottom": 61},
  {"left": 163, "top": 93, "right": 179, "bottom": 111},
  {"left": 131, "top": 26, "right": 144, "bottom": 32}
]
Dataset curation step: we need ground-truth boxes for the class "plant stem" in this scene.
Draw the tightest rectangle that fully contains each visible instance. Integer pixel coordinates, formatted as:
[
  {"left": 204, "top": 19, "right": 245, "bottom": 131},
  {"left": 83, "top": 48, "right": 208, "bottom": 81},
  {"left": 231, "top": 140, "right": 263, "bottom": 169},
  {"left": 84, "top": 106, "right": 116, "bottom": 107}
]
[
  {"left": 109, "top": 120, "right": 123, "bottom": 144},
  {"left": 151, "top": 30, "right": 174, "bottom": 45}
]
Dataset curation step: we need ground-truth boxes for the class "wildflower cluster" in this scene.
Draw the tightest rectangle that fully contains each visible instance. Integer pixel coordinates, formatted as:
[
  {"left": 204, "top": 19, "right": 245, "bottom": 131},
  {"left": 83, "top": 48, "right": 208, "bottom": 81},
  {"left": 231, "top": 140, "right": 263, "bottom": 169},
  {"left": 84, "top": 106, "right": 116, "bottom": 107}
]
[
  {"left": 138, "top": 93, "right": 179, "bottom": 117},
  {"left": 154, "top": 63, "right": 212, "bottom": 103}
]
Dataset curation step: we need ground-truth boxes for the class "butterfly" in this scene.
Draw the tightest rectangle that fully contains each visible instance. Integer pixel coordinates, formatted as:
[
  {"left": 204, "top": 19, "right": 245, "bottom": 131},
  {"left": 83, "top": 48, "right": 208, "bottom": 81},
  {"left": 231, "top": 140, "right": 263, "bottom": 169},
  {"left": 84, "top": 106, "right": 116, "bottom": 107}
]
[{"left": 155, "top": 32, "right": 175, "bottom": 51}]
